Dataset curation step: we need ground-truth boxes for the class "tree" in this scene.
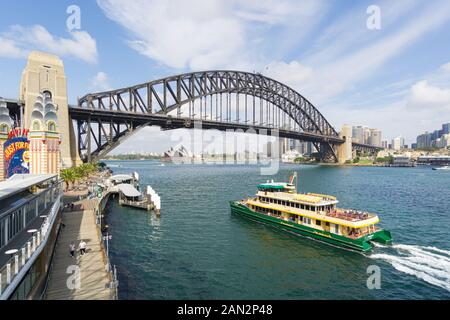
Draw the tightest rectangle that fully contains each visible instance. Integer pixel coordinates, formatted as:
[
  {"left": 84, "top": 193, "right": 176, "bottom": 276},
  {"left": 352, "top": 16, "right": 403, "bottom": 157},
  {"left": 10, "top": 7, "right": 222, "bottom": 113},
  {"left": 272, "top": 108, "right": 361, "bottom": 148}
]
[{"left": 60, "top": 168, "right": 75, "bottom": 191}]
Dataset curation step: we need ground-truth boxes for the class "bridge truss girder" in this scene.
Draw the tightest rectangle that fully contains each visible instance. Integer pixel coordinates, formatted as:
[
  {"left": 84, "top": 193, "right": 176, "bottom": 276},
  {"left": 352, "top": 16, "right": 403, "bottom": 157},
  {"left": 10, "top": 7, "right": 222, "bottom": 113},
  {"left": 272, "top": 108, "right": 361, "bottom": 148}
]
[{"left": 74, "top": 71, "right": 379, "bottom": 162}]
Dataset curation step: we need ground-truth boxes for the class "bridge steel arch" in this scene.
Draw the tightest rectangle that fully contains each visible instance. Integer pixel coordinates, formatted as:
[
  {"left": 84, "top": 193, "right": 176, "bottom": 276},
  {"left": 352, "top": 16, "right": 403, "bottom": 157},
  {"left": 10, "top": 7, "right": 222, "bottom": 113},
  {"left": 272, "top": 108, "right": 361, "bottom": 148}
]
[{"left": 73, "top": 71, "right": 348, "bottom": 162}]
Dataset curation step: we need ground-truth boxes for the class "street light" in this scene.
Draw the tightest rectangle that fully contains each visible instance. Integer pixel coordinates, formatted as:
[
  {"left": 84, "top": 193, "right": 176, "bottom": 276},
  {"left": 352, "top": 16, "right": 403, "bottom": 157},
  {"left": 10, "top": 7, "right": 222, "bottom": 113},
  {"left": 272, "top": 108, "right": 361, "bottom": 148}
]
[{"left": 102, "top": 233, "right": 112, "bottom": 257}]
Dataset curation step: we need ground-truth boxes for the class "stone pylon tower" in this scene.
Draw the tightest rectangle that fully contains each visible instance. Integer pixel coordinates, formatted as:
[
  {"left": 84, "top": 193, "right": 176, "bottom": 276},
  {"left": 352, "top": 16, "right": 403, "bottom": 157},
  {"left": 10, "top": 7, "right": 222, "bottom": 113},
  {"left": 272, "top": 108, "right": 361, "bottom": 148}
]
[
  {"left": 337, "top": 124, "right": 353, "bottom": 164},
  {"left": 0, "top": 99, "right": 14, "bottom": 181},
  {"left": 29, "top": 92, "right": 61, "bottom": 175},
  {"left": 19, "top": 51, "right": 81, "bottom": 168}
]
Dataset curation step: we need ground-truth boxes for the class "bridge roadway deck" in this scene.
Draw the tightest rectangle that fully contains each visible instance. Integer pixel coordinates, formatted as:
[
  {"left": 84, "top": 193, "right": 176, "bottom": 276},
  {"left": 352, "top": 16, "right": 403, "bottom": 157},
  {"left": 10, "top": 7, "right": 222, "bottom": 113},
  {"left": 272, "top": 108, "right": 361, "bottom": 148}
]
[
  {"left": 68, "top": 106, "right": 346, "bottom": 144},
  {"left": 44, "top": 192, "right": 111, "bottom": 300}
]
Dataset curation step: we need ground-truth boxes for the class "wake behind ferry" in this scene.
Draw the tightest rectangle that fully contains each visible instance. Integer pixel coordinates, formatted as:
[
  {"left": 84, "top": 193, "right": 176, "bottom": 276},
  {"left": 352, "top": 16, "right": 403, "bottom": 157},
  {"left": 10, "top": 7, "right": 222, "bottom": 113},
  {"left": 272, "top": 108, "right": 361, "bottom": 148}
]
[{"left": 230, "top": 174, "right": 392, "bottom": 252}]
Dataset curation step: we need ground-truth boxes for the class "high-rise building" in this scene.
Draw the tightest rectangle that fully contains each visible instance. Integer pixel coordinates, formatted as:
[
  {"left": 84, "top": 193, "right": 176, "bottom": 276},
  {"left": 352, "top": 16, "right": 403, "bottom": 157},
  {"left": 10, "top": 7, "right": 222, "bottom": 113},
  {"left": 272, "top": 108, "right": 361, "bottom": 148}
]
[
  {"left": 416, "top": 132, "right": 433, "bottom": 148},
  {"left": 363, "top": 127, "right": 371, "bottom": 144},
  {"left": 369, "top": 129, "right": 382, "bottom": 147},
  {"left": 352, "top": 126, "right": 382, "bottom": 146},
  {"left": 352, "top": 126, "right": 364, "bottom": 144},
  {"left": 392, "top": 136, "right": 405, "bottom": 151},
  {"left": 381, "top": 140, "right": 388, "bottom": 149}
]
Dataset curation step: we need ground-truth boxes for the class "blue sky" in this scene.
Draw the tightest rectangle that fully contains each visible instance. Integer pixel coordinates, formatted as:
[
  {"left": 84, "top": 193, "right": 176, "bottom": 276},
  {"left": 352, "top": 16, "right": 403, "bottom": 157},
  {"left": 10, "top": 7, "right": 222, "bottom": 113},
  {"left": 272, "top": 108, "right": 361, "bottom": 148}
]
[{"left": 1, "top": 0, "right": 450, "bottom": 152}]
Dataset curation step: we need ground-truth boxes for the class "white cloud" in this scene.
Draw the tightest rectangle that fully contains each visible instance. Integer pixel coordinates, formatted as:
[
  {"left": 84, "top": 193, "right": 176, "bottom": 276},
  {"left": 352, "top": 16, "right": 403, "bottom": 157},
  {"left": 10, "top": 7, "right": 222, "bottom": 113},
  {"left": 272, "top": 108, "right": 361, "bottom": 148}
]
[
  {"left": 0, "top": 37, "right": 27, "bottom": 58},
  {"left": 264, "top": 61, "right": 313, "bottom": 90},
  {"left": 91, "top": 72, "right": 111, "bottom": 91},
  {"left": 407, "top": 80, "right": 450, "bottom": 110},
  {"left": 235, "top": 0, "right": 324, "bottom": 25},
  {"left": 441, "top": 62, "right": 450, "bottom": 73},
  {"left": 0, "top": 25, "right": 98, "bottom": 63},
  {"left": 97, "top": 0, "right": 327, "bottom": 70}
]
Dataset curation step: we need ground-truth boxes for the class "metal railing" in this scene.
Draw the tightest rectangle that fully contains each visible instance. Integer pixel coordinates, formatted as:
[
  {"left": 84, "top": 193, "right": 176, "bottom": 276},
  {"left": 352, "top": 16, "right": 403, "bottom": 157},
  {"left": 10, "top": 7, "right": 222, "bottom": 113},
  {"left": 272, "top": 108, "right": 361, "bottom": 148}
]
[{"left": 0, "top": 191, "right": 62, "bottom": 300}]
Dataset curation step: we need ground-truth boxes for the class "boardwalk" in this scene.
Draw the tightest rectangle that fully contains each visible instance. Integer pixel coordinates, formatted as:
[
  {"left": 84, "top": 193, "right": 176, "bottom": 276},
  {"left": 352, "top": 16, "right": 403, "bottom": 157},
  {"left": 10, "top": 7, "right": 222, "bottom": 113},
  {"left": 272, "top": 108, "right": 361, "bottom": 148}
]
[{"left": 45, "top": 192, "right": 112, "bottom": 300}]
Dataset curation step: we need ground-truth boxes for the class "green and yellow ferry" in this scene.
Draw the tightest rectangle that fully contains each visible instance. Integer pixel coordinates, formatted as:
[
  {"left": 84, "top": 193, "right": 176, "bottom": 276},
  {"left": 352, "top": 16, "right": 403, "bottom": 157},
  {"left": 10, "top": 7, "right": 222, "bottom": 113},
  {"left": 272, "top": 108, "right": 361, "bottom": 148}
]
[{"left": 230, "top": 176, "right": 392, "bottom": 252}]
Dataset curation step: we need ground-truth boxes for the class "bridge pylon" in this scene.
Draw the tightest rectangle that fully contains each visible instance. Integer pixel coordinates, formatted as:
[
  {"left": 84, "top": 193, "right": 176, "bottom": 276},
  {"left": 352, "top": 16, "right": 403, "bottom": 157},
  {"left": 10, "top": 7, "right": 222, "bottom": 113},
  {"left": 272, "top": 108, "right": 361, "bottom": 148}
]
[
  {"left": 19, "top": 51, "right": 81, "bottom": 168},
  {"left": 337, "top": 124, "right": 353, "bottom": 164}
]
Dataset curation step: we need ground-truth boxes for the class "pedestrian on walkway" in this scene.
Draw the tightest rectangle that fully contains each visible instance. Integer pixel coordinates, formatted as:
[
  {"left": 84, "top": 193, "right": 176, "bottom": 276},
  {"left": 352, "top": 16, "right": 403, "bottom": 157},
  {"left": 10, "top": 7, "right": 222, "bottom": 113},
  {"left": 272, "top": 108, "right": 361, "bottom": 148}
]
[
  {"left": 79, "top": 240, "right": 87, "bottom": 255},
  {"left": 69, "top": 242, "right": 75, "bottom": 258}
]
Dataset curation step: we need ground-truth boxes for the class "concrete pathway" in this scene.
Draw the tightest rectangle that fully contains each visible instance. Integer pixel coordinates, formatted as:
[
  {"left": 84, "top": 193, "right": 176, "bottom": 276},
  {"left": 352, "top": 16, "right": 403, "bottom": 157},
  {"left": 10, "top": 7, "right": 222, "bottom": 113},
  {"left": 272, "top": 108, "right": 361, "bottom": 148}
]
[{"left": 44, "top": 195, "right": 111, "bottom": 300}]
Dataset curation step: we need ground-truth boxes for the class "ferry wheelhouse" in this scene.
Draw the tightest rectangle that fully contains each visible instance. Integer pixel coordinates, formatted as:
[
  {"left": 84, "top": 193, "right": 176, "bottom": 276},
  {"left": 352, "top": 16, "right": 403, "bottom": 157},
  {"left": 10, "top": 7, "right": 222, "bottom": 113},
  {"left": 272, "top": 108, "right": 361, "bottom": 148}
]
[{"left": 230, "top": 176, "right": 392, "bottom": 252}]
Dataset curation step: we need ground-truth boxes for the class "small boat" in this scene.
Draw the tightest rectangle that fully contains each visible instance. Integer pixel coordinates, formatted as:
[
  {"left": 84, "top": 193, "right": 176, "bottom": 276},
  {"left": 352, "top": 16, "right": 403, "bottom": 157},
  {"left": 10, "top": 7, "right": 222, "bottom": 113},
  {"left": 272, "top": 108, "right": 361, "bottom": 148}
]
[
  {"left": 432, "top": 166, "right": 450, "bottom": 170},
  {"left": 230, "top": 173, "right": 392, "bottom": 252}
]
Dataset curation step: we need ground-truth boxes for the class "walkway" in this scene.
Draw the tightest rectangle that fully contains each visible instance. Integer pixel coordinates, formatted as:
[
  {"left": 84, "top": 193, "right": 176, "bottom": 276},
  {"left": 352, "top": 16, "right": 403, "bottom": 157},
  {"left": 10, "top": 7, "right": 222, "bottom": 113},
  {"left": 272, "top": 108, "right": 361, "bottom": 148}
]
[{"left": 44, "top": 192, "right": 112, "bottom": 300}]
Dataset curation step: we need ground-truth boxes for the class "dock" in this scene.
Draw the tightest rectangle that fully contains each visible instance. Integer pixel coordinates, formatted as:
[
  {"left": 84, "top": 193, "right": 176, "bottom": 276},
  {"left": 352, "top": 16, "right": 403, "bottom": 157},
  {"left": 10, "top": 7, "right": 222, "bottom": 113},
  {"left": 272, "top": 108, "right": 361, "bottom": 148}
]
[
  {"left": 44, "top": 191, "right": 114, "bottom": 300},
  {"left": 108, "top": 173, "right": 161, "bottom": 215}
]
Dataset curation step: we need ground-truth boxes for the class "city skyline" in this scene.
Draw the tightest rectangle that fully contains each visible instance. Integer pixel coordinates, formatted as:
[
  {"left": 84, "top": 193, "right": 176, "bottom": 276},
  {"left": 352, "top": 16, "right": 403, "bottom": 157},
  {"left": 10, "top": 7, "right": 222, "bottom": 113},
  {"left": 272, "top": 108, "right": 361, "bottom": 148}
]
[{"left": 1, "top": 0, "right": 450, "bottom": 153}]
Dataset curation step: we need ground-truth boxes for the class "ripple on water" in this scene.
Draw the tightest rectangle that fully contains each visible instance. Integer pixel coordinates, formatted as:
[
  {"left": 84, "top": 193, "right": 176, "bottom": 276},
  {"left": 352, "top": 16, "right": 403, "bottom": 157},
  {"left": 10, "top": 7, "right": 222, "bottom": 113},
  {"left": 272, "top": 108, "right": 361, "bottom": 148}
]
[{"left": 106, "top": 162, "right": 450, "bottom": 299}]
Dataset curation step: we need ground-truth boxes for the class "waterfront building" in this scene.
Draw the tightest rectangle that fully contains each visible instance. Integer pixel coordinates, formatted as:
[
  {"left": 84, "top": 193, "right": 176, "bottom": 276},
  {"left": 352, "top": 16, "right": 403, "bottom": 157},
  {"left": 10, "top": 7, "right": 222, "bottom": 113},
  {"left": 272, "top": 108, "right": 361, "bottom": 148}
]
[
  {"left": 28, "top": 93, "right": 61, "bottom": 175},
  {"left": 417, "top": 155, "right": 450, "bottom": 165},
  {"left": 381, "top": 140, "right": 388, "bottom": 149},
  {"left": 0, "top": 174, "right": 62, "bottom": 300},
  {"left": 392, "top": 155, "right": 414, "bottom": 167}
]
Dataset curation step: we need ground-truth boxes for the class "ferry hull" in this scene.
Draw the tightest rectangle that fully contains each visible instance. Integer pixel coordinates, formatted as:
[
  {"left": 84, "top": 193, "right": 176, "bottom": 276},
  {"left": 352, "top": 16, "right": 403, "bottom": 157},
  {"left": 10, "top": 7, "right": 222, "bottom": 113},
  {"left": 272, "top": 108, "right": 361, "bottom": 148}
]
[{"left": 230, "top": 201, "right": 392, "bottom": 252}]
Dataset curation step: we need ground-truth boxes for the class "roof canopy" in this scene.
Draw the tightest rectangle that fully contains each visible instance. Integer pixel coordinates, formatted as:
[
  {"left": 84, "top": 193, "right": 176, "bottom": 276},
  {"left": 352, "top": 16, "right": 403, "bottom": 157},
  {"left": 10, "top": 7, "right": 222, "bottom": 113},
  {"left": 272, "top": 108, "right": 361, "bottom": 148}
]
[
  {"left": 110, "top": 174, "right": 133, "bottom": 183},
  {"left": 257, "top": 182, "right": 290, "bottom": 190},
  {"left": 0, "top": 174, "right": 57, "bottom": 201},
  {"left": 117, "top": 183, "right": 141, "bottom": 198}
]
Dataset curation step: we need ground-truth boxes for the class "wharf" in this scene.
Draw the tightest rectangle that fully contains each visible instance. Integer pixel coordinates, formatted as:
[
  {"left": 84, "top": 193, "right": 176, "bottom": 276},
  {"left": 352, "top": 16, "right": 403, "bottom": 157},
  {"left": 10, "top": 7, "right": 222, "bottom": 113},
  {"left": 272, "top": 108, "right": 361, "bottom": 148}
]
[{"left": 44, "top": 189, "right": 114, "bottom": 300}]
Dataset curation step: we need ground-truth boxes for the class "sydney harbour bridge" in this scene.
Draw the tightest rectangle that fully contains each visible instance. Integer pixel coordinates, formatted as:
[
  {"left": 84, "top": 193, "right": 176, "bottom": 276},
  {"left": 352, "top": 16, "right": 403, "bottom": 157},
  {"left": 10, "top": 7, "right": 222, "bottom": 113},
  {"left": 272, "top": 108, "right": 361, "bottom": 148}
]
[{"left": 4, "top": 53, "right": 379, "bottom": 166}]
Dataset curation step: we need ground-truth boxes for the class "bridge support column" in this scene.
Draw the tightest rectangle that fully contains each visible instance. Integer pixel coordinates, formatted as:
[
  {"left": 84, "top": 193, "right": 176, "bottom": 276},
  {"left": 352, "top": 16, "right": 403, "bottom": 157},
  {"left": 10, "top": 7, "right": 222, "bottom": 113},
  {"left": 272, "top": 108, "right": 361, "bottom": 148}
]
[
  {"left": 337, "top": 124, "right": 353, "bottom": 164},
  {"left": 19, "top": 51, "right": 82, "bottom": 168}
]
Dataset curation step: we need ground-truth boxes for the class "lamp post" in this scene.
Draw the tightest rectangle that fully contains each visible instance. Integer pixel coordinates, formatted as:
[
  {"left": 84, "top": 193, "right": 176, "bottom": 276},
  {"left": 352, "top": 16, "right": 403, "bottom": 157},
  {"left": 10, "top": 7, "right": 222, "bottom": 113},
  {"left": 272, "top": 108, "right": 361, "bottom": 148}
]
[{"left": 102, "top": 233, "right": 112, "bottom": 258}]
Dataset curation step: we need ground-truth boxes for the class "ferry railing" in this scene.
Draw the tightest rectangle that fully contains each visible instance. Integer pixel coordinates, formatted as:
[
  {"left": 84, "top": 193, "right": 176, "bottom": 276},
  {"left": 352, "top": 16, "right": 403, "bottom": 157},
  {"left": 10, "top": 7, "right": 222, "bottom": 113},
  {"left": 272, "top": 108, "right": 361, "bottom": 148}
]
[{"left": 0, "top": 188, "right": 63, "bottom": 300}]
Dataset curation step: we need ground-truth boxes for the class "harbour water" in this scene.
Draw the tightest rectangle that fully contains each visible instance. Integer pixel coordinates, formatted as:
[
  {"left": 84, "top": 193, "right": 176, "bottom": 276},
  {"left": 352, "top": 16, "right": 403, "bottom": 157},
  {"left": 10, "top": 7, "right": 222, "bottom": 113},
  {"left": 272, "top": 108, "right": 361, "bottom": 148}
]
[{"left": 105, "top": 161, "right": 450, "bottom": 299}]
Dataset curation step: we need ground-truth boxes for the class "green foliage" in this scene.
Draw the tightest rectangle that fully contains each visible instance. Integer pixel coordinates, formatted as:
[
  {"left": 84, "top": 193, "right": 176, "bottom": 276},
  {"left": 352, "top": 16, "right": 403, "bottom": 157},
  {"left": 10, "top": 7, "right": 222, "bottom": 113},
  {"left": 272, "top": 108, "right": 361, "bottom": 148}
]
[
  {"left": 60, "top": 162, "right": 99, "bottom": 190},
  {"left": 102, "top": 154, "right": 163, "bottom": 160},
  {"left": 353, "top": 157, "right": 360, "bottom": 164},
  {"left": 375, "top": 155, "right": 394, "bottom": 164}
]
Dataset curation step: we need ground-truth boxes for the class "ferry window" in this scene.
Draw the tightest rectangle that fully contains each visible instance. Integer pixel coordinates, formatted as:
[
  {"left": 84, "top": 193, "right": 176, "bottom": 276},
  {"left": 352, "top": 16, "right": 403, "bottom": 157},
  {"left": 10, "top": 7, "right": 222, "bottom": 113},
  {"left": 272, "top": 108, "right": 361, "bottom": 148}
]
[
  {"left": 300, "top": 204, "right": 304, "bottom": 209},
  {"left": 299, "top": 216, "right": 303, "bottom": 222},
  {"left": 325, "top": 222, "right": 330, "bottom": 227},
  {"left": 316, "top": 220, "right": 321, "bottom": 226},
  {"left": 334, "top": 224, "right": 339, "bottom": 233},
  {"left": 305, "top": 205, "right": 310, "bottom": 211},
  {"left": 296, "top": 203, "right": 299, "bottom": 208}
]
